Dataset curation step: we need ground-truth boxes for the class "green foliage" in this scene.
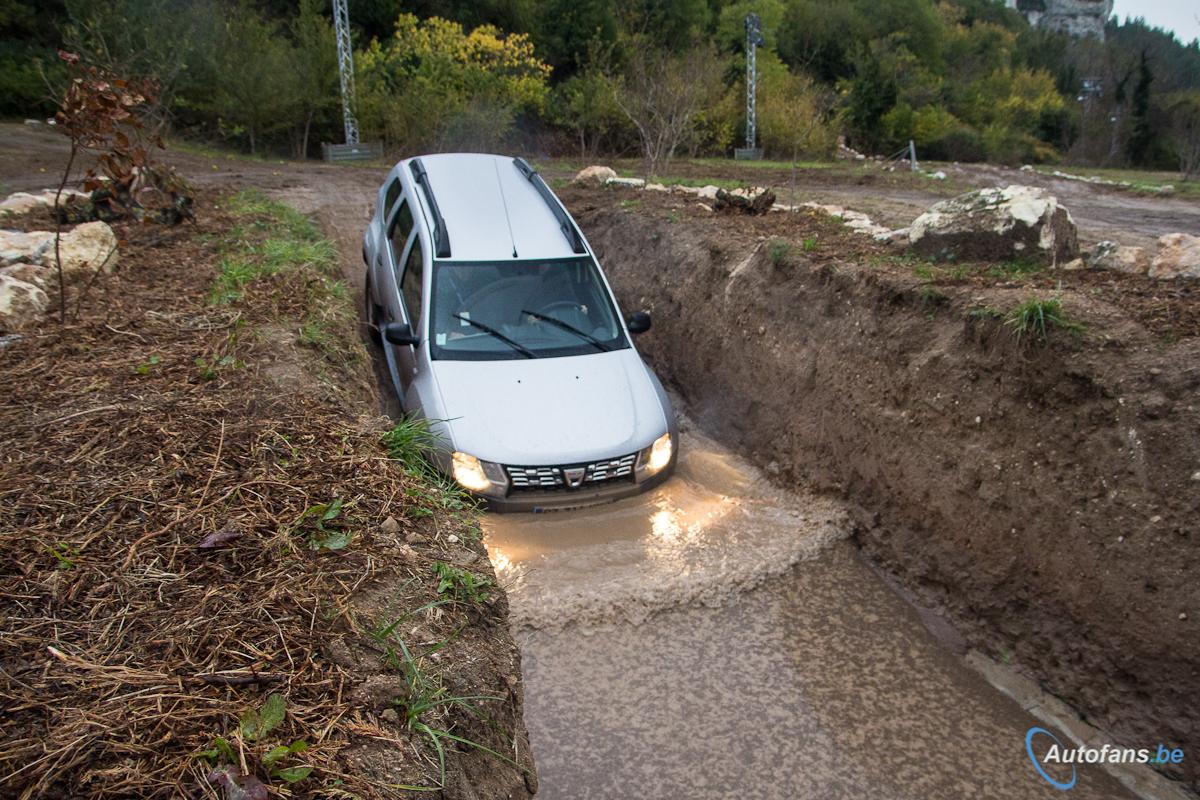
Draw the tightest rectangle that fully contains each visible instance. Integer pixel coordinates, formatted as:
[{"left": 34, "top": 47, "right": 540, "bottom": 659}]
[
  {"left": 357, "top": 14, "right": 551, "bottom": 153},
  {"left": 433, "top": 561, "right": 493, "bottom": 605},
  {"left": 1004, "top": 297, "right": 1083, "bottom": 343},
  {"left": 240, "top": 693, "right": 287, "bottom": 741},
  {"left": 768, "top": 239, "right": 791, "bottom": 265},
  {"left": 294, "top": 498, "right": 354, "bottom": 551},
  {"left": 382, "top": 417, "right": 445, "bottom": 477},
  {"left": 8, "top": 0, "right": 1197, "bottom": 165}
]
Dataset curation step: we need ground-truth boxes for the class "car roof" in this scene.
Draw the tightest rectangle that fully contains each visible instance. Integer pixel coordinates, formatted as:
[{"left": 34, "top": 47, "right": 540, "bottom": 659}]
[{"left": 405, "top": 153, "right": 582, "bottom": 262}]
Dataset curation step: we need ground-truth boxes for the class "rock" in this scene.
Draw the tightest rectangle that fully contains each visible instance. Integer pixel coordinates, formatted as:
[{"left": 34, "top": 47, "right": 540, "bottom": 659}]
[
  {"left": 572, "top": 165, "right": 618, "bottom": 186},
  {"left": 1060, "top": 258, "right": 1086, "bottom": 271},
  {"left": 929, "top": 171, "right": 947, "bottom": 180},
  {"left": 874, "top": 227, "right": 911, "bottom": 245},
  {"left": 0, "top": 189, "right": 88, "bottom": 217},
  {"left": 0, "top": 230, "right": 54, "bottom": 267},
  {"left": 713, "top": 187, "right": 776, "bottom": 215},
  {"left": 0, "top": 193, "right": 47, "bottom": 216},
  {"left": 1148, "top": 233, "right": 1200, "bottom": 279},
  {"left": 1089, "top": 241, "right": 1149, "bottom": 275},
  {"left": 57, "top": 221, "right": 118, "bottom": 282},
  {"left": 695, "top": 185, "right": 720, "bottom": 200},
  {"left": 605, "top": 177, "right": 645, "bottom": 189},
  {"left": 379, "top": 516, "right": 401, "bottom": 535},
  {"left": 0, "top": 273, "right": 49, "bottom": 331},
  {"left": 645, "top": 182, "right": 669, "bottom": 192},
  {"left": 0, "top": 263, "right": 50, "bottom": 289},
  {"left": 908, "top": 185, "right": 1079, "bottom": 265}
]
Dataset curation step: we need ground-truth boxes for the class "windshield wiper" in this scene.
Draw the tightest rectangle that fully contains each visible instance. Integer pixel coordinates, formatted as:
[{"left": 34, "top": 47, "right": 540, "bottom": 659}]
[
  {"left": 452, "top": 314, "right": 535, "bottom": 358},
  {"left": 521, "top": 309, "right": 611, "bottom": 352}
]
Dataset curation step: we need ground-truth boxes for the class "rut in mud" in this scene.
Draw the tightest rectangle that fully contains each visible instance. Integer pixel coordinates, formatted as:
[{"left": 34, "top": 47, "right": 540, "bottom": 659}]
[{"left": 566, "top": 186, "right": 1200, "bottom": 792}]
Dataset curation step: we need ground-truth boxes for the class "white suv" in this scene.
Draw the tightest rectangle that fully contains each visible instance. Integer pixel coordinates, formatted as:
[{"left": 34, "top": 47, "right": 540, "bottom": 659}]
[{"left": 362, "top": 153, "right": 677, "bottom": 511}]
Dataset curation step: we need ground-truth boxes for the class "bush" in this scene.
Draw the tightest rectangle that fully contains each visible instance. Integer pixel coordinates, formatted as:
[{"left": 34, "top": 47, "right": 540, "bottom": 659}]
[
  {"left": 925, "top": 126, "right": 986, "bottom": 161},
  {"left": 357, "top": 14, "right": 551, "bottom": 154}
]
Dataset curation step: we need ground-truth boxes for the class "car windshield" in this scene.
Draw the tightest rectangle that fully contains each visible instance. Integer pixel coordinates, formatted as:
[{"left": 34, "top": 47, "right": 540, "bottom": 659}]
[{"left": 430, "top": 257, "right": 629, "bottom": 360}]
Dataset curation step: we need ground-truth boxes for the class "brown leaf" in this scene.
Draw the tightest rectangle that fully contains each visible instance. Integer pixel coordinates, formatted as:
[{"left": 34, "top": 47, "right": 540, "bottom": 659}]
[{"left": 198, "top": 522, "right": 243, "bottom": 550}]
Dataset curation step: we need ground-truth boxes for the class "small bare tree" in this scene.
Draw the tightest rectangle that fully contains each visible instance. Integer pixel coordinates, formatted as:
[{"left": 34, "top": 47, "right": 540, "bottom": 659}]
[
  {"left": 613, "top": 41, "right": 724, "bottom": 179},
  {"left": 51, "top": 51, "right": 188, "bottom": 321},
  {"left": 758, "top": 70, "right": 835, "bottom": 208}
]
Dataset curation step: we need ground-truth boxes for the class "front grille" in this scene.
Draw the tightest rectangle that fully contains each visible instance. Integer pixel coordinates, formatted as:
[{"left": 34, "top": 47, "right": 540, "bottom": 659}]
[{"left": 506, "top": 453, "right": 637, "bottom": 492}]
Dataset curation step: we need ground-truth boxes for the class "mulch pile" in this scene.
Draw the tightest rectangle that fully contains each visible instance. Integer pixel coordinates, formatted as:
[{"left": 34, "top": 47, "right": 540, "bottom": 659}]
[{"left": 0, "top": 200, "right": 529, "bottom": 798}]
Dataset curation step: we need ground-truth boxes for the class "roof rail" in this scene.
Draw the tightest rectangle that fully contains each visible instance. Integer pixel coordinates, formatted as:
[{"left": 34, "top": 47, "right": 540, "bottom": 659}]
[
  {"left": 409, "top": 158, "right": 451, "bottom": 258},
  {"left": 512, "top": 157, "right": 586, "bottom": 254}
]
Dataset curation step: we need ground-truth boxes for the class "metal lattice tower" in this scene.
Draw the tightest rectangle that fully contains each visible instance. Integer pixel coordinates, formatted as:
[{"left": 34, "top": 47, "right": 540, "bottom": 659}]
[
  {"left": 332, "top": 0, "right": 360, "bottom": 146},
  {"left": 744, "top": 13, "right": 764, "bottom": 151}
]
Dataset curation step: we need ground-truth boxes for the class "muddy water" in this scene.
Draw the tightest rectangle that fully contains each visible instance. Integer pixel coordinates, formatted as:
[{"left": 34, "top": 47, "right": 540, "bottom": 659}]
[{"left": 484, "top": 420, "right": 1136, "bottom": 799}]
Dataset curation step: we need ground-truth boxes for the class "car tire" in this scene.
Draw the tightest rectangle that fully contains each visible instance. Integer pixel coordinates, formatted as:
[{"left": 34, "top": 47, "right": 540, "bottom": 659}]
[{"left": 363, "top": 270, "right": 382, "bottom": 344}]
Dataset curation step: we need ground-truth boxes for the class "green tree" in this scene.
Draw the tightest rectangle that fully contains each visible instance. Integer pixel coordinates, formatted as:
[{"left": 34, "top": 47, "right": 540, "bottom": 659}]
[
  {"left": 356, "top": 14, "right": 551, "bottom": 152},
  {"left": 290, "top": 0, "right": 339, "bottom": 158},
  {"left": 209, "top": 6, "right": 300, "bottom": 154},
  {"left": 1126, "top": 50, "right": 1154, "bottom": 165}
]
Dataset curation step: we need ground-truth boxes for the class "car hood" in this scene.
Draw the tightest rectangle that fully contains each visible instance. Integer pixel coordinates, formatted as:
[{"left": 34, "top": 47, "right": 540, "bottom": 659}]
[{"left": 431, "top": 349, "right": 667, "bottom": 466}]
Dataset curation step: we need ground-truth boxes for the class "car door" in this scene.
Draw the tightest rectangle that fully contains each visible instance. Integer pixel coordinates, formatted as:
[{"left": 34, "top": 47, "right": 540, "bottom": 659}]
[{"left": 382, "top": 197, "right": 422, "bottom": 404}]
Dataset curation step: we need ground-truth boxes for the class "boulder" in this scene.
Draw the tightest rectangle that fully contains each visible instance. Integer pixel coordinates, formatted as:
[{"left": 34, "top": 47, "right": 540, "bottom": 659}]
[
  {"left": 0, "top": 189, "right": 89, "bottom": 217},
  {"left": 1089, "top": 241, "right": 1149, "bottom": 275},
  {"left": 57, "top": 221, "right": 119, "bottom": 281},
  {"left": 0, "top": 273, "right": 49, "bottom": 331},
  {"left": 0, "top": 230, "right": 54, "bottom": 267},
  {"left": 908, "top": 185, "right": 1079, "bottom": 264},
  {"left": 572, "top": 165, "right": 618, "bottom": 186},
  {"left": 605, "top": 177, "right": 645, "bottom": 188},
  {"left": 1149, "top": 233, "right": 1200, "bottom": 280},
  {"left": 0, "top": 263, "right": 50, "bottom": 289}
]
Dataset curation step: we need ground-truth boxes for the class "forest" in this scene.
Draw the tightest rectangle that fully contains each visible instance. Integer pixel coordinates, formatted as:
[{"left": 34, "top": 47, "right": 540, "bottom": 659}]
[{"left": 1, "top": 0, "right": 1198, "bottom": 173}]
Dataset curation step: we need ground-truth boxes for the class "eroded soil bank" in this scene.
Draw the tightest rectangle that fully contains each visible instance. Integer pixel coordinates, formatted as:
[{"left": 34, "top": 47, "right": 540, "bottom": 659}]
[{"left": 567, "top": 186, "right": 1200, "bottom": 790}]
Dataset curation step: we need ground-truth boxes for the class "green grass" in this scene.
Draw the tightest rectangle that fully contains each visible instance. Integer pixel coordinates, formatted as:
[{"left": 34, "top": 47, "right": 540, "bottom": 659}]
[
  {"left": 1004, "top": 297, "right": 1084, "bottom": 343},
  {"left": 210, "top": 190, "right": 338, "bottom": 305},
  {"left": 987, "top": 258, "right": 1045, "bottom": 281},
  {"left": 801, "top": 236, "right": 818, "bottom": 252},
  {"left": 432, "top": 561, "right": 492, "bottom": 605},
  {"left": 367, "top": 626, "right": 526, "bottom": 790}
]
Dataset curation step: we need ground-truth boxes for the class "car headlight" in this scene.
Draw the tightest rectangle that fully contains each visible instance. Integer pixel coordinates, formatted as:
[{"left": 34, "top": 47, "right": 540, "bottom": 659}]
[
  {"left": 641, "top": 432, "right": 673, "bottom": 475},
  {"left": 452, "top": 451, "right": 494, "bottom": 492}
]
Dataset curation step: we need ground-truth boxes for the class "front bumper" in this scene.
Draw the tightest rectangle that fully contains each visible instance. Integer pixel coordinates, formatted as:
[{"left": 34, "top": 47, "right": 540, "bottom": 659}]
[{"left": 480, "top": 465, "right": 674, "bottom": 513}]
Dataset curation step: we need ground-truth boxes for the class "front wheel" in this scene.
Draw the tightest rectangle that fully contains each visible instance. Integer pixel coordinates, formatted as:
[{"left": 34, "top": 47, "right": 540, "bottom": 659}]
[{"left": 363, "top": 269, "right": 382, "bottom": 344}]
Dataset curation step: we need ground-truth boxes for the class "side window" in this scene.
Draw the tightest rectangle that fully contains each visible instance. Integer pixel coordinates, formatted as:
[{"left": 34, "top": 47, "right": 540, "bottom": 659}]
[
  {"left": 388, "top": 200, "right": 414, "bottom": 266},
  {"left": 383, "top": 179, "right": 401, "bottom": 218},
  {"left": 401, "top": 238, "right": 423, "bottom": 328}
]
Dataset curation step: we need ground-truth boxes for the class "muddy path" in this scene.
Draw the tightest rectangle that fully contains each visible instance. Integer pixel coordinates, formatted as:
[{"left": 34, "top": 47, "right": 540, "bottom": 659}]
[{"left": 487, "top": 421, "right": 1141, "bottom": 799}]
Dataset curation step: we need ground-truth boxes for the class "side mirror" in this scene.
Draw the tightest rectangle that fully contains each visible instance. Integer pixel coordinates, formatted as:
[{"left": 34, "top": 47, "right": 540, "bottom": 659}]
[
  {"left": 627, "top": 311, "right": 652, "bottom": 335},
  {"left": 383, "top": 321, "right": 419, "bottom": 346}
]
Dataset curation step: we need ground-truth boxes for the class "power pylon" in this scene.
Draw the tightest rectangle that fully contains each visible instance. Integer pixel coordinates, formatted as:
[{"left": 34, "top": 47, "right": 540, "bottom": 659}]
[
  {"left": 744, "top": 13, "right": 764, "bottom": 151},
  {"left": 332, "top": 0, "right": 360, "bottom": 146}
]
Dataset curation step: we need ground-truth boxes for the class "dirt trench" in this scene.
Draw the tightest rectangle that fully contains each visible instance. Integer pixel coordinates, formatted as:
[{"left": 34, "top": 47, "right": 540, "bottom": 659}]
[{"left": 570, "top": 193, "right": 1200, "bottom": 790}]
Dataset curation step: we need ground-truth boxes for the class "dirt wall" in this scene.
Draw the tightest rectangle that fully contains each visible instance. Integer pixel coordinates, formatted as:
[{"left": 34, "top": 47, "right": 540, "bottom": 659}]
[{"left": 577, "top": 199, "right": 1200, "bottom": 789}]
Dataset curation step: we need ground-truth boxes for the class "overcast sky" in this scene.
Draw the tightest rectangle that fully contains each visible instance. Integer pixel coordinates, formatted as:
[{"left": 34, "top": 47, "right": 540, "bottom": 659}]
[{"left": 1111, "top": 0, "right": 1200, "bottom": 44}]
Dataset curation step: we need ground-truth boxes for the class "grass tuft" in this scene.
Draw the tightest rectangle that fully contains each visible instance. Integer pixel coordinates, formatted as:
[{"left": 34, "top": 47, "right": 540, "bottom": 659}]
[{"left": 1005, "top": 297, "right": 1084, "bottom": 343}]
